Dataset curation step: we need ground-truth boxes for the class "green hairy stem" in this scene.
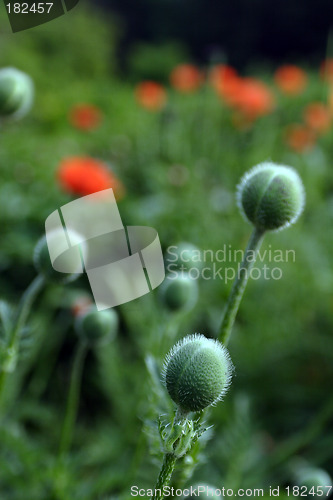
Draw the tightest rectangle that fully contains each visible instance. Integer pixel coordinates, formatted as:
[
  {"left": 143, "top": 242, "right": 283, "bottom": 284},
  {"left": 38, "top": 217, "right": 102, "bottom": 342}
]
[
  {"left": 58, "top": 341, "right": 88, "bottom": 459},
  {"left": 152, "top": 453, "right": 178, "bottom": 500},
  {"left": 0, "top": 274, "right": 45, "bottom": 407},
  {"left": 218, "top": 227, "right": 265, "bottom": 346}
]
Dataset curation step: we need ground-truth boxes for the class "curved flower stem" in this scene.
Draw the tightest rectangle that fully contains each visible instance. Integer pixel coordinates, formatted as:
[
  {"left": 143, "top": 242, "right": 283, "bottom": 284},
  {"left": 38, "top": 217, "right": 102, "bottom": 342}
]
[
  {"left": 218, "top": 227, "right": 265, "bottom": 346},
  {"left": 152, "top": 453, "right": 178, "bottom": 500},
  {"left": 58, "top": 341, "right": 88, "bottom": 460},
  {"left": 0, "top": 274, "right": 45, "bottom": 406},
  {"left": 10, "top": 274, "right": 45, "bottom": 347},
  {"left": 159, "top": 313, "right": 182, "bottom": 357}
]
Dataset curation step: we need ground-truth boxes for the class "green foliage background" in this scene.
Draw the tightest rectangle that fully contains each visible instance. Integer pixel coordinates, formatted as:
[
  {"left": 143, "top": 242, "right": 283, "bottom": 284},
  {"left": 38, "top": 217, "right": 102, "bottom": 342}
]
[{"left": 0, "top": 2, "right": 332, "bottom": 499}]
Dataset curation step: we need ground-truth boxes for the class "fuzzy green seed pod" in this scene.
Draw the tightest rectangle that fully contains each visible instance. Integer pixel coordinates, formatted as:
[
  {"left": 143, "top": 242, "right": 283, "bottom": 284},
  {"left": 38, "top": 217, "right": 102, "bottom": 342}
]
[
  {"left": 237, "top": 162, "right": 305, "bottom": 231},
  {"left": 33, "top": 229, "right": 86, "bottom": 284},
  {"left": 166, "top": 242, "right": 203, "bottom": 272},
  {"left": 0, "top": 67, "right": 34, "bottom": 119},
  {"left": 295, "top": 466, "right": 332, "bottom": 492},
  {"left": 75, "top": 306, "right": 118, "bottom": 346},
  {"left": 159, "top": 274, "right": 198, "bottom": 312},
  {"left": 163, "top": 334, "right": 233, "bottom": 413}
]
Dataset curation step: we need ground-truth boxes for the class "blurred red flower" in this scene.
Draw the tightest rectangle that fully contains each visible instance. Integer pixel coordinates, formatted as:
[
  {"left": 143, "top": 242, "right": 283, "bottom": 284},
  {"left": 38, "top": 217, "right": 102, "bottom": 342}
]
[
  {"left": 170, "top": 64, "right": 203, "bottom": 92},
  {"left": 57, "top": 156, "right": 124, "bottom": 198},
  {"left": 274, "top": 65, "right": 307, "bottom": 95},
  {"left": 209, "top": 64, "right": 239, "bottom": 95},
  {"left": 223, "top": 77, "right": 275, "bottom": 120},
  {"left": 303, "top": 103, "right": 331, "bottom": 134},
  {"left": 69, "top": 103, "right": 102, "bottom": 131},
  {"left": 320, "top": 59, "right": 333, "bottom": 84},
  {"left": 135, "top": 81, "right": 167, "bottom": 111},
  {"left": 285, "top": 124, "right": 316, "bottom": 153},
  {"left": 71, "top": 295, "right": 93, "bottom": 317}
]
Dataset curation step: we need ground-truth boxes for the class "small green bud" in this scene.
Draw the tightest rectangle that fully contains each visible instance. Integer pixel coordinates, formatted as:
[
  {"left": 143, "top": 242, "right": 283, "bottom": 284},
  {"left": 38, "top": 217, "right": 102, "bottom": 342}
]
[
  {"left": 295, "top": 466, "right": 332, "bottom": 493},
  {"left": 33, "top": 229, "right": 86, "bottom": 284},
  {"left": 0, "top": 67, "right": 34, "bottom": 119},
  {"left": 164, "top": 419, "right": 195, "bottom": 457},
  {"left": 183, "top": 484, "right": 222, "bottom": 498},
  {"left": 159, "top": 274, "right": 198, "bottom": 312},
  {"left": 163, "top": 334, "right": 233, "bottom": 413},
  {"left": 237, "top": 162, "right": 305, "bottom": 231},
  {"left": 166, "top": 242, "right": 203, "bottom": 272},
  {"left": 75, "top": 306, "right": 118, "bottom": 346}
]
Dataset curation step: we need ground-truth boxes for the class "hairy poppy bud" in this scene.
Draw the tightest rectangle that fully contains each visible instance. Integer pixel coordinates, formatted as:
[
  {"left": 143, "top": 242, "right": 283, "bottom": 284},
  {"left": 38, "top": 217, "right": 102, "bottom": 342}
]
[
  {"left": 166, "top": 242, "right": 203, "bottom": 272},
  {"left": 237, "top": 162, "right": 305, "bottom": 231},
  {"left": 33, "top": 229, "right": 86, "bottom": 284},
  {"left": 163, "top": 334, "right": 233, "bottom": 413},
  {"left": 75, "top": 306, "right": 118, "bottom": 346},
  {"left": 0, "top": 67, "right": 34, "bottom": 119},
  {"left": 295, "top": 466, "right": 332, "bottom": 491},
  {"left": 159, "top": 274, "right": 198, "bottom": 312}
]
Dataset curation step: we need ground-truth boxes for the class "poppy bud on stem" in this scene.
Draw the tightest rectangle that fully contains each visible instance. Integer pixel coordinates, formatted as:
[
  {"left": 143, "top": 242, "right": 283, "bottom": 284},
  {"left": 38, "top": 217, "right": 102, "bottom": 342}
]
[
  {"left": 0, "top": 230, "right": 87, "bottom": 411},
  {"left": 0, "top": 67, "right": 34, "bottom": 120},
  {"left": 151, "top": 162, "right": 304, "bottom": 498},
  {"left": 151, "top": 335, "right": 233, "bottom": 499},
  {"left": 219, "top": 161, "right": 305, "bottom": 346},
  {"left": 57, "top": 307, "right": 118, "bottom": 463}
]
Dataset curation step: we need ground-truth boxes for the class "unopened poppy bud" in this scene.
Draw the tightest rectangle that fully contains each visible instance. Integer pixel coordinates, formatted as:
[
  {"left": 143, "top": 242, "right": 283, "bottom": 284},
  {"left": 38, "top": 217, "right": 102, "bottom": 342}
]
[
  {"left": 295, "top": 466, "right": 332, "bottom": 492},
  {"left": 164, "top": 420, "right": 194, "bottom": 457},
  {"left": 75, "top": 306, "right": 118, "bottom": 346},
  {"left": 0, "top": 67, "right": 34, "bottom": 119},
  {"left": 237, "top": 162, "right": 305, "bottom": 231},
  {"left": 166, "top": 242, "right": 203, "bottom": 272},
  {"left": 163, "top": 334, "right": 233, "bottom": 413},
  {"left": 33, "top": 229, "right": 86, "bottom": 284},
  {"left": 159, "top": 274, "right": 198, "bottom": 312}
]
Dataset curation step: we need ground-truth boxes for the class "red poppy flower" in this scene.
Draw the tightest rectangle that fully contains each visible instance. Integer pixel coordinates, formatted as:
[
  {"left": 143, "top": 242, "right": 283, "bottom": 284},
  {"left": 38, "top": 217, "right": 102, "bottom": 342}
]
[
  {"left": 320, "top": 59, "right": 333, "bottom": 84},
  {"left": 57, "top": 156, "right": 124, "bottom": 198},
  {"left": 223, "top": 77, "right": 275, "bottom": 119},
  {"left": 71, "top": 295, "right": 93, "bottom": 317},
  {"left": 170, "top": 64, "right": 203, "bottom": 93},
  {"left": 274, "top": 65, "right": 307, "bottom": 95},
  {"left": 303, "top": 103, "right": 331, "bottom": 134},
  {"left": 209, "top": 64, "right": 239, "bottom": 94},
  {"left": 69, "top": 104, "right": 102, "bottom": 131},
  {"left": 285, "top": 124, "right": 316, "bottom": 153},
  {"left": 135, "top": 81, "right": 167, "bottom": 111}
]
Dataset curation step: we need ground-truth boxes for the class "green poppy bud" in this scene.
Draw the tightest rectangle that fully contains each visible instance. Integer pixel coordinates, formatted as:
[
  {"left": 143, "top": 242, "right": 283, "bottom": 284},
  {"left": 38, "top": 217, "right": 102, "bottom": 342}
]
[
  {"left": 0, "top": 67, "right": 34, "bottom": 119},
  {"left": 295, "top": 466, "right": 332, "bottom": 492},
  {"left": 159, "top": 274, "right": 198, "bottom": 312},
  {"left": 237, "top": 162, "right": 305, "bottom": 232},
  {"left": 166, "top": 242, "right": 203, "bottom": 272},
  {"left": 33, "top": 229, "right": 86, "bottom": 284},
  {"left": 75, "top": 306, "right": 118, "bottom": 346},
  {"left": 163, "top": 334, "right": 233, "bottom": 413}
]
